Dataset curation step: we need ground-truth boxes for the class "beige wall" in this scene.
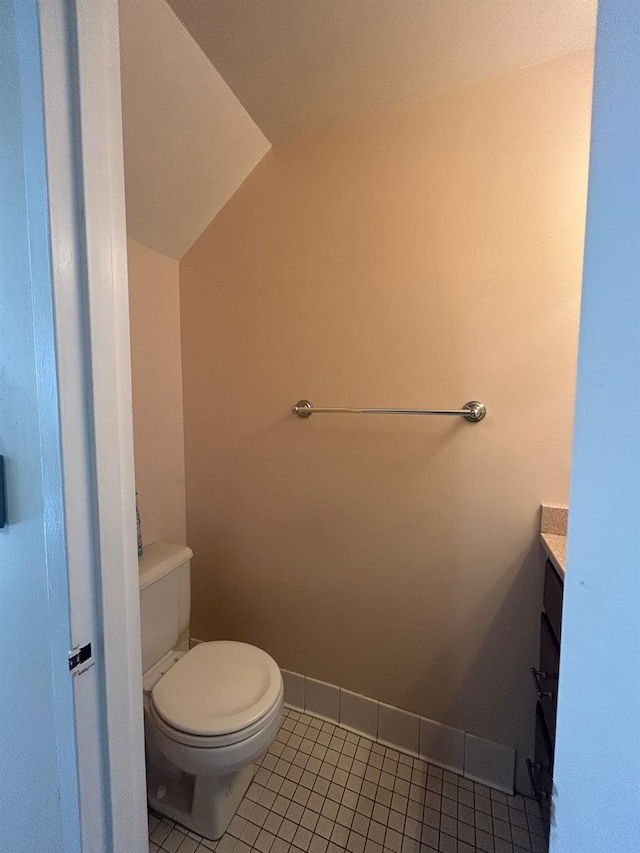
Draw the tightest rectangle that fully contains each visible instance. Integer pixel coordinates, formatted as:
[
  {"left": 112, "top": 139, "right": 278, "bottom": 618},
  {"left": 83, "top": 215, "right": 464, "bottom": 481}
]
[
  {"left": 128, "top": 238, "right": 187, "bottom": 546},
  {"left": 180, "top": 52, "right": 593, "bottom": 782}
]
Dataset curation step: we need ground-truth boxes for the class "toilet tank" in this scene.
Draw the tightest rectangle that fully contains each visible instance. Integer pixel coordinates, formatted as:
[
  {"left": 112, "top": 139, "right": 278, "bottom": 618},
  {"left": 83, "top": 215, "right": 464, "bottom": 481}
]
[{"left": 139, "top": 542, "right": 193, "bottom": 673}]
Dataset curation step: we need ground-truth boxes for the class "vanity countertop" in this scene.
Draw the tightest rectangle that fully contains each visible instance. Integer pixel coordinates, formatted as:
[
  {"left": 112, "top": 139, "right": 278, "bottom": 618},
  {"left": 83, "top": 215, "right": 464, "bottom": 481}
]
[
  {"left": 540, "top": 532, "right": 566, "bottom": 580},
  {"left": 540, "top": 505, "right": 568, "bottom": 580}
]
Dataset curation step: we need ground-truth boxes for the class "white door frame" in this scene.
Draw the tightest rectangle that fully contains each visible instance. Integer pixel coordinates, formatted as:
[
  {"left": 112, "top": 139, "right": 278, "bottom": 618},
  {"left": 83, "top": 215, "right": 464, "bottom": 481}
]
[{"left": 37, "top": 1, "right": 147, "bottom": 850}]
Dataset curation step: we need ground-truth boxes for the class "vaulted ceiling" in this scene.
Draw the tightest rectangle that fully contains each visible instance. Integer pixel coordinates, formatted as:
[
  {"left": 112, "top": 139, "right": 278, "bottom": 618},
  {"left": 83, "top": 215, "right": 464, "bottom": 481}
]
[
  {"left": 119, "top": 0, "right": 596, "bottom": 259},
  {"left": 167, "top": 0, "right": 597, "bottom": 142},
  {"left": 119, "top": 0, "right": 270, "bottom": 260}
]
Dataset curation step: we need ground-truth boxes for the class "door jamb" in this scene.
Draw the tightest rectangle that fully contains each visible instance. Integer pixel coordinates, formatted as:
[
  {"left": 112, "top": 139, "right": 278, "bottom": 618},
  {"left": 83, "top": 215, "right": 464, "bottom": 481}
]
[{"left": 38, "top": 1, "right": 148, "bottom": 850}]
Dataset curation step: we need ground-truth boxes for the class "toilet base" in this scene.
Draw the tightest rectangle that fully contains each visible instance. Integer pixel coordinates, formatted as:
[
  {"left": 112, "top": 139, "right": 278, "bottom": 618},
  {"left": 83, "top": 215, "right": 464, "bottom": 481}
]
[{"left": 147, "top": 761, "right": 255, "bottom": 841}]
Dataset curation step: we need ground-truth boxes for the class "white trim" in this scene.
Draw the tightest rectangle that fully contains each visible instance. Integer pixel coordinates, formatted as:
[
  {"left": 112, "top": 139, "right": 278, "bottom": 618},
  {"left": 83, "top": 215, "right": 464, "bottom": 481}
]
[
  {"left": 38, "top": 1, "right": 147, "bottom": 849},
  {"left": 72, "top": 3, "right": 148, "bottom": 850},
  {"left": 38, "top": 2, "right": 109, "bottom": 847}
]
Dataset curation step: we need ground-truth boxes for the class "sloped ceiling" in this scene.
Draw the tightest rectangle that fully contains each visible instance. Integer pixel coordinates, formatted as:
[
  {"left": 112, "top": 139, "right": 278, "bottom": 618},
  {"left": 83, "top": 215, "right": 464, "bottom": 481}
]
[
  {"left": 120, "top": 0, "right": 596, "bottom": 258},
  {"left": 167, "top": 0, "right": 597, "bottom": 143},
  {"left": 119, "top": 0, "right": 270, "bottom": 260}
]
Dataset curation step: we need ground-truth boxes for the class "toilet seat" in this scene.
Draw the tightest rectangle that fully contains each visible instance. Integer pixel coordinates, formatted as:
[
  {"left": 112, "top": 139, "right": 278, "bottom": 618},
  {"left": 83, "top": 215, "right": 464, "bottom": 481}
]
[
  {"left": 151, "top": 640, "right": 283, "bottom": 744},
  {"left": 149, "top": 686, "right": 283, "bottom": 749}
]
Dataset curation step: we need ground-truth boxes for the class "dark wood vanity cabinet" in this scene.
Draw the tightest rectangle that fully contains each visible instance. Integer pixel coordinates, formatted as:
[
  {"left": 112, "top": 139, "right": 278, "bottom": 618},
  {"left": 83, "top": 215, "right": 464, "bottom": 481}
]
[{"left": 528, "top": 558, "right": 563, "bottom": 807}]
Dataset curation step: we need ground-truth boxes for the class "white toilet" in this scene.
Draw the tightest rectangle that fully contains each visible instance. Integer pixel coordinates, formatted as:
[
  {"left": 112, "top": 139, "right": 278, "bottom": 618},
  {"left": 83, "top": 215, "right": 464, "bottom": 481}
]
[{"left": 139, "top": 542, "right": 284, "bottom": 840}]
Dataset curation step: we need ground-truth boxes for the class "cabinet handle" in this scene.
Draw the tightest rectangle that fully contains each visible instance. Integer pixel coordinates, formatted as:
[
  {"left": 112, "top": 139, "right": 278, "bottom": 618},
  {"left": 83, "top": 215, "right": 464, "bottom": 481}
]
[
  {"left": 526, "top": 758, "right": 551, "bottom": 802},
  {"left": 531, "top": 667, "right": 555, "bottom": 700},
  {"left": 526, "top": 758, "right": 540, "bottom": 800}
]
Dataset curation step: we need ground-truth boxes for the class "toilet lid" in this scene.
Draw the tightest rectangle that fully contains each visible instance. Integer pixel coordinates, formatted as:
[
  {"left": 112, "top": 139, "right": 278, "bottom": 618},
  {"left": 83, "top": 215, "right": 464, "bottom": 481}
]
[{"left": 151, "top": 641, "right": 282, "bottom": 737}]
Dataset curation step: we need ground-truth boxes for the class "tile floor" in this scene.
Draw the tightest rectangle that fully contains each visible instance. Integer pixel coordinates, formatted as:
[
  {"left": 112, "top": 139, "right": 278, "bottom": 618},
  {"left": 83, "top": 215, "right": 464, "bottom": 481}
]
[{"left": 148, "top": 708, "right": 548, "bottom": 853}]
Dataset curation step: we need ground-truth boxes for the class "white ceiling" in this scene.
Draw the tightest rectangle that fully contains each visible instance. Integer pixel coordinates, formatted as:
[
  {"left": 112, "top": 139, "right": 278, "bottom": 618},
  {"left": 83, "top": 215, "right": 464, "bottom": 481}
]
[
  {"left": 119, "top": 0, "right": 270, "bottom": 260},
  {"left": 167, "top": 0, "right": 597, "bottom": 143}
]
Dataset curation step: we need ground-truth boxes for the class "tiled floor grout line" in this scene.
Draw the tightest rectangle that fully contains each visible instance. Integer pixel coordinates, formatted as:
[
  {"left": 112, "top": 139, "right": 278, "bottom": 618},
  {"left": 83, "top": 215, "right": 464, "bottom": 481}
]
[{"left": 149, "top": 707, "right": 549, "bottom": 853}]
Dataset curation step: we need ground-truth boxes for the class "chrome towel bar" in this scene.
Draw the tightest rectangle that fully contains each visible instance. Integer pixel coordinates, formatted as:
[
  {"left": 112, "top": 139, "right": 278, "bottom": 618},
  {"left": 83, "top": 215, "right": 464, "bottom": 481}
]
[{"left": 291, "top": 400, "right": 486, "bottom": 422}]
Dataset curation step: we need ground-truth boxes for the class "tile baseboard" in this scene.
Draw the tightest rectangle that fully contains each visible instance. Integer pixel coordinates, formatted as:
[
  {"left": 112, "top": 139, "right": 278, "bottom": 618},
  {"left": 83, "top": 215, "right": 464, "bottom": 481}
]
[
  {"left": 339, "top": 688, "right": 378, "bottom": 739},
  {"left": 281, "top": 668, "right": 515, "bottom": 795},
  {"left": 464, "top": 732, "right": 516, "bottom": 793},
  {"left": 304, "top": 676, "right": 340, "bottom": 723},
  {"left": 187, "top": 641, "right": 516, "bottom": 795}
]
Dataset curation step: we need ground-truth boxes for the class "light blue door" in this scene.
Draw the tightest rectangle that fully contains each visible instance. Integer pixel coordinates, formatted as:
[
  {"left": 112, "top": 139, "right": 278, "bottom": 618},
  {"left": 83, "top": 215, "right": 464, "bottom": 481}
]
[
  {"left": 551, "top": 0, "right": 640, "bottom": 850},
  {"left": 0, "top": 1, "right": 82, "bottom": 850}
]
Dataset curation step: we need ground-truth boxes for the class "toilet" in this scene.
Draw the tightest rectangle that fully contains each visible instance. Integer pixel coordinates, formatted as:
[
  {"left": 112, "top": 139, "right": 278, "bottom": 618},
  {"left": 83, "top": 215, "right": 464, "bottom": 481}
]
[{"left": 139, "top": 542, "right": 284, "bottom": 840}]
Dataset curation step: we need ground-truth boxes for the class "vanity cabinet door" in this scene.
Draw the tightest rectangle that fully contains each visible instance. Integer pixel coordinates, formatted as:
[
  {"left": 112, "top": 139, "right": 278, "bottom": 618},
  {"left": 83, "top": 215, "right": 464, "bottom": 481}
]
[
  {"left": 543, "top": 559, "right": 563, "bottom": 643},
  {"left": 531, "top": 702, "right": 554, "bottom": 803},
  {"left": 529, "top": 554, "right": 564, "bottom": 807},
  {"left": 537, "top": 613, "right": 560, "bottom": 743}
]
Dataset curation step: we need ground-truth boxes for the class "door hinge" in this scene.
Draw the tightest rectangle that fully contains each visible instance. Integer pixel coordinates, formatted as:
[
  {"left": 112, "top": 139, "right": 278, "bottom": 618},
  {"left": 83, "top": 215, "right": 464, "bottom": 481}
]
[{"left": 69, "top": 642, "right": 94, "bottom": 676}]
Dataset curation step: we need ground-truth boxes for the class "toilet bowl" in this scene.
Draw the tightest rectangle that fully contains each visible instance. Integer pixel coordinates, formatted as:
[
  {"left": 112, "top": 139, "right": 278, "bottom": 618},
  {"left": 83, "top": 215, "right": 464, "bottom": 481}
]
[
  {"left": 145, "top": 641, "right": 283, "bottom": 840},
  {"left": 139, "top": 544, "right": 284, "bottom": 841}
]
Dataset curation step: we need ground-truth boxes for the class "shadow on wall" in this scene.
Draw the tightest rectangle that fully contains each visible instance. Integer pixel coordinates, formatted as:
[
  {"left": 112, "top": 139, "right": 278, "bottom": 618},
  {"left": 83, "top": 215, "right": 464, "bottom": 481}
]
[
  {"left": 188, "top": 410, "right": 543, "bottom": 789},
  {"left": 414, "top": 540, "right": 544, "bottom": 786}
]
